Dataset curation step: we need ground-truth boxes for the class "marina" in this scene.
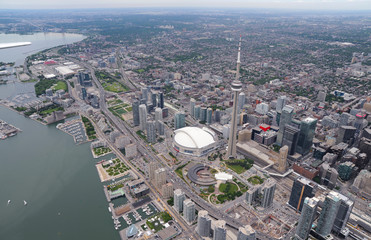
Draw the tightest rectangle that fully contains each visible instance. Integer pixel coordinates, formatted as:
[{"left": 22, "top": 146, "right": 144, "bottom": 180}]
[
  {"left": 0, "top": 119, "right": 21, "bottom": 140},
  {"left": 56, "top": 116, "right": 88, "bottom": 144}
]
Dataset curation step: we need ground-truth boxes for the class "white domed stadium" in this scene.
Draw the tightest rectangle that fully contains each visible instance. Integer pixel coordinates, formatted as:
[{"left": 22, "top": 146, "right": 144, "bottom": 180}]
[{"left": 173, "top": 127, "right": 216, "bottom": 157}]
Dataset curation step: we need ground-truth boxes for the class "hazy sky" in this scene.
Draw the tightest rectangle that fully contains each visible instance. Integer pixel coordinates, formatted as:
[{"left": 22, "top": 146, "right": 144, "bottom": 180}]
[{"left": 2, "top": 0, "right": 371, "bottom": 10}]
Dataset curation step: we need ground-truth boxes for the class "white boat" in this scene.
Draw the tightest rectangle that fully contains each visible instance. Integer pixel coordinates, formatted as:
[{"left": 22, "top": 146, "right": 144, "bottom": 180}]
[
  {"left": 23, "top": 200, "right": 27, "bottom": 206},
  {"left": 108, "top": 207, "right": 111, "bottom": 212},
  {"left": 7, "top": 200, "right": 11, "bottom": 205}
]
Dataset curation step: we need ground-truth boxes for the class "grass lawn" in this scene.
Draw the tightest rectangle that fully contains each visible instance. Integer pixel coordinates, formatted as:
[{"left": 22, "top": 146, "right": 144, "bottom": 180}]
[
  {"left": 81, "top": 116, "right": 96, "bottom": 140},
  {"left": 39, "top": 106, "right": 64, "bottom": 116},
  {"left": 219, "top": 182, "right": 238, "bottom": 194},
  {"left": 226, "top": 164, "right": 247, "bottom": 174},
  {"left": 103, "top": 82, "right": 127, "bottom": 93},
  {"left": 248, "top": 176, "right": 264, "bottom": 185},
  {"left": 53, "top": 81, "right": 68, "bottom": 91},
  {"left": 175, "top": 163, "right": 188, "bottom": 181}
]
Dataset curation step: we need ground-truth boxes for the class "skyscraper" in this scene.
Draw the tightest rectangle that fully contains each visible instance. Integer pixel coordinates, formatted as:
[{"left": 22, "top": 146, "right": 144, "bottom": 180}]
[
  {"left": 316, "top": 191, "right": 341, "bottom": 237},
  {"left": 336, "top": 125, "right": 356, "bottom": 145},
  {"left": 146, "top": 121, "right": 156, "bottom": 143},
  {"left": 158, "top": 92, "right": 164, "bottom": 109},
  {"left": 215, "top": 109, "right": 221, "bottom": 123},
  {"left": 207, "top": 108, "right": 213, "bottom": 124},
  {"left": 197, "top": 210, "right": 211, "bottom": 237},
  {"left": 161, "top": 183, "right": 174, "bottom": 199},
  {"left": 183, "top": 199, "right": 195, "bottom": 223},
  {"left": 133, "top": 100, "right": 139, "bottom": 126},
  {"left": 148, "top": 161, "right": 158, "bottom": 181},
  {"left": 276, "top": 105, "right": 294, "bottom": 145},
  {"left": 174, "top": 189, "right": 186, "bottom": 213},
  {"left": 282, "top": 124, "right": 300, "bottom": 155},
  {"left": 237, "top": 225, "right": 256, "bottom": 240},
  {"left": 174, "top": 112, "right": 185, "bottom": 129},
  {"left": 278, "top": 145, "right": 288, "bottom": 173},
  {"left": 139, "top": 104, "right": 147, "bottom": 131},
  {"left": 261, "top": 178, "right": 276, "bottom": 208},
  {"left": 141, "top": 87, "right": 148, "bottom": 103},
  {"left": 154, "top": 168, "right": 167, "bottom": 188},
  {"left": 332, "top": 193, "right": 354, "bottom": 234},
  {"left": 190, "top": 98, "right": 196, "bottom": 117},
  {"left": 194, "top": 105, "right": 201, "bottom": 120},
  {"left": 158, "top": 120, "right": 165, "bottom": 136},
  {"left": 289, "top": 177, "right": 315, "bottom": 212},
  {"left": 227, "top": 37, "right": 243, "bottom": 159},
  {"left": 200, "top": 107, "right": 207, "bottom": 122},
  {"left": 297, "top": 117, "right": 317, "bottom": 155},
  {"left": 238, "top": 92, "right": 246, "bottom": 113},
  {"left": 213, "top": 220, "right": 227, "bottom": 240},
  {"left": 276, "top": 95, "right": 287, "bottom": 113},
  {"left": 155, "top": 107, "right": 163, "bottom": 130},
  {"left": 295, "top": 197, "right": 319, "bottom": 240},
  {"left": 151, "top": 92, "right": 157, "bottom": 109}
]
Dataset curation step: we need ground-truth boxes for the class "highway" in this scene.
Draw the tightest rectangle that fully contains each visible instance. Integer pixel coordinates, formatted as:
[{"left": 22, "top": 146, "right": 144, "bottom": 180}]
[
  {"left": 74, "top": 62, "right": 199, "bottom": 238},
  {"left": 73, "top": 59, "right": 243, "bottom": 235}
]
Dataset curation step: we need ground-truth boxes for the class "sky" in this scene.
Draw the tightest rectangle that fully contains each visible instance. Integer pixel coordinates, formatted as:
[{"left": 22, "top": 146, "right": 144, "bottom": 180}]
[{"left": 1, "top": 0, "right": 371, "bottom": 10}]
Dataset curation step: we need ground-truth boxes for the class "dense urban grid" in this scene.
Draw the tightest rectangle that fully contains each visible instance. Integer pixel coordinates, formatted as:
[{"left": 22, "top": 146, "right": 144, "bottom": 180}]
[{"left": 0, "top": 9, "right": 370, "bottom": 240}]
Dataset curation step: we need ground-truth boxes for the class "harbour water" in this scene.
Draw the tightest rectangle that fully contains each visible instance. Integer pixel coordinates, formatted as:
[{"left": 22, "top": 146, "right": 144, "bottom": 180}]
[{"left": 0, "top": 33, "right": 120, "bottom": 239}]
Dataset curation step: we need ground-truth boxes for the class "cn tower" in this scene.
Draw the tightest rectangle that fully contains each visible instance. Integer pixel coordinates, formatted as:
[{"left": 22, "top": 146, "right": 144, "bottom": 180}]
[{"left": 227, "top": 37, "right": 242, "bottom": 159}]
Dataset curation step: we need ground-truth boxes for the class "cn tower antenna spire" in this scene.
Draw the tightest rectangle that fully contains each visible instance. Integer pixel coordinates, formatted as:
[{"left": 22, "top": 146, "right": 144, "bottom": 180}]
[
  {"left": 236, "top": 35, "right": 242, "bottom": 82},
  {"left": 227, "top": 36, "right": 243, "bottom": 159}
]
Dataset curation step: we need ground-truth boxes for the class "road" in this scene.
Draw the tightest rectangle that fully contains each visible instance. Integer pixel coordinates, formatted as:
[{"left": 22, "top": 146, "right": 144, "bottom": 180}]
[{"left": 71, "top": 59, "right": 243, "bottom": 235}]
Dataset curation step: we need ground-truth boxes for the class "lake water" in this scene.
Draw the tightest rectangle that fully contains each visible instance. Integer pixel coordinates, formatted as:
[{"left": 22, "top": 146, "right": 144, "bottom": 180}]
[
  {"left": 0, "top": 33, "right": 120, "bottom": 240},
  {"left": 0, "top": 32, "right": 85, "bottom": 65}
]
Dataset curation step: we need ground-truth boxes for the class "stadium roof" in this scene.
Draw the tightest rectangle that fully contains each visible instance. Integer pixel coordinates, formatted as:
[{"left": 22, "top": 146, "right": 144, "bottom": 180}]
[{"left": 174, "top": 127, "right": 215, "bottom": 149}]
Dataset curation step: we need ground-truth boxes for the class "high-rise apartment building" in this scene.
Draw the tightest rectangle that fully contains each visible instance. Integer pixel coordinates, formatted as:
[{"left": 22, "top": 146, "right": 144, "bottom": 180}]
[
  {"left": 194, "top": 105, "right": 201, "bottom": 120},
  {"left": 148, "top": 162, "right": 158, "bottom": 181},
  {"left": 316, "top": 191, "right": 341, "bottom": 237},
  {"left": 197, "top": 210, "right": 211, "bottom": 237},
  {"left": 154, "top": 168, "right": 167, "bottom": 188},
  {"left": 155, "top": 107, "right": 163, "bottom": 130},
  {"left": 174, "top": 189, "right": 186, "bottom": 213},
  {"left": 139, "top": 104, "right": 147, "bottom": 131},
  {"left": 183, "top": 199, "right": 195, "bottom": 223},
  {"left": 158, "top": 92, "right": 164, "bottom": 109},
  {"left": 207, "top": 108, "right": 213, "bottom": 124},
  {"left": 174, "top": 112, "right": 186, "bottom": 129},
  {"left": 146, "top": 121, "right": 156, "bottom": 143},
  {"left": 237, "top": 225, "right": 256, "bottom": 240},
  {"left": 213, "top": 220, "right": 227, "bottom": 240},
  {"left": 261, "top": 178, "right": 276, "bottom": 208},
  {"left": 132, "top": 100, "right": 140, "bottom": 126},
  {"left": 190, "top": 98, "right": 196, "bottom": 117},
  {"left": 295, "top": 197, "right": 319, "bottom": 240}
]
